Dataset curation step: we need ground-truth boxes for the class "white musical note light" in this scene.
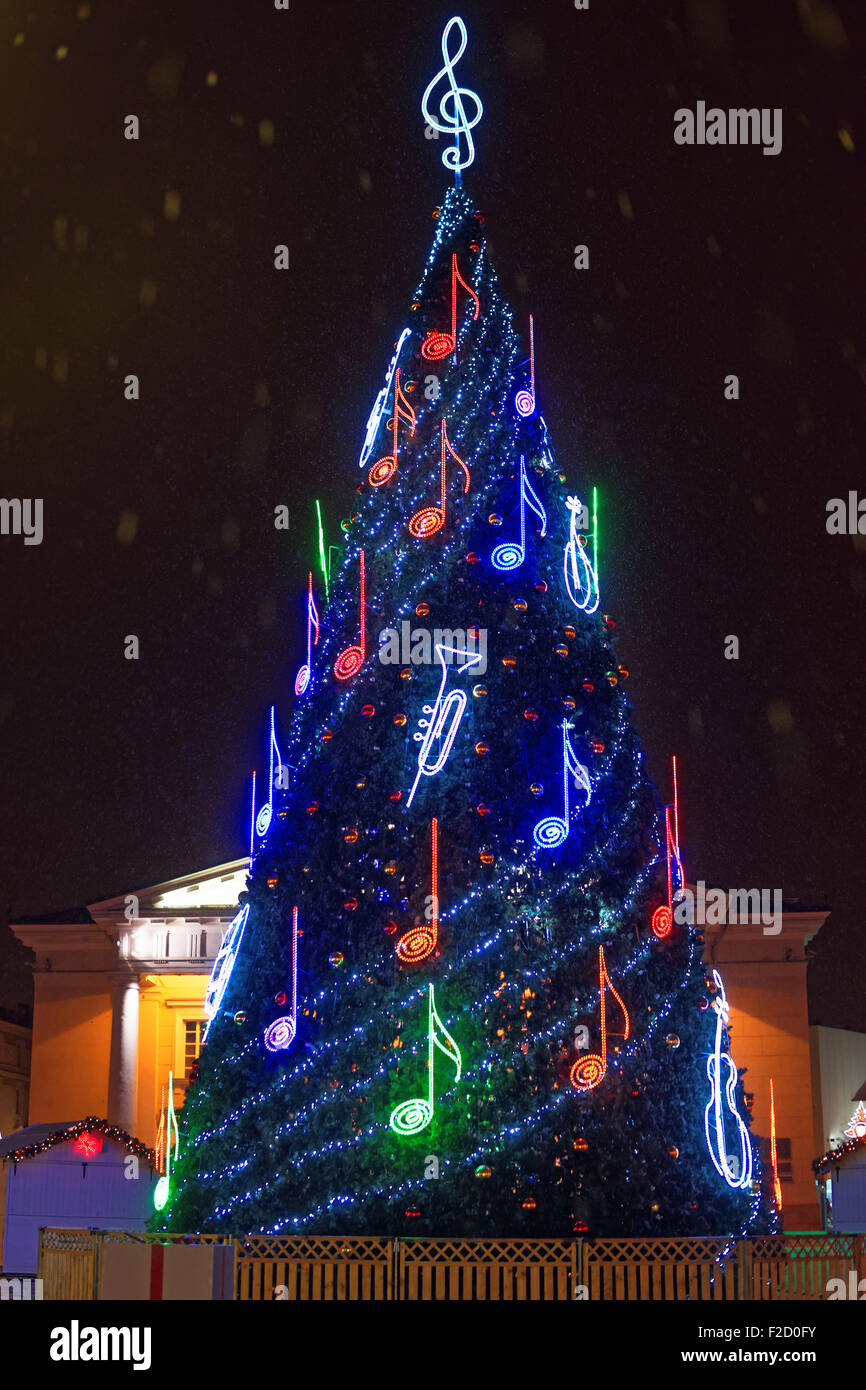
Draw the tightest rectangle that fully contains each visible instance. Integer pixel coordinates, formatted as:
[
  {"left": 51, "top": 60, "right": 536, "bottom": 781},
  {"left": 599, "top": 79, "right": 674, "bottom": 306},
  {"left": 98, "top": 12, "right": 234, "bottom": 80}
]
[
  {"left": 704, "top": 970, "right": 753, "bottom": 1190},
  {"left": 564, "top": 495, "right": 599, "bottom": 615},
  {"left": 421, "top": 16, "right": 484, "bottom": 178}
]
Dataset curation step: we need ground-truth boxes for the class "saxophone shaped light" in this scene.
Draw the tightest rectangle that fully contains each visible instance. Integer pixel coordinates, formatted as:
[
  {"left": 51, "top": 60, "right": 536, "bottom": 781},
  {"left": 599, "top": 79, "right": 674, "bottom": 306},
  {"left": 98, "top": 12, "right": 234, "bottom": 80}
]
[
  {"left": 396, "top": 819, "right": 439, "bottom": 964},
  {"left": 389, "top": 983, "right": 462, "bottom": 1135},
  {"left": 564, "top": 495, "right": 599, "bottom": 615},
  {"left": 406, "top": 643, "right": 485, "bottom": 808},
  {"left": 203, "top": 904, "right": 250, "bottom": 1042},
  {"left": 704, "top": 969, "right": 753, "bottom": 1190},
  {"left": 153, "top": 1071, "right": 180, "bottom": 1212},
  {"left": 359, "top": 328, "right": 411, "bottom": 469},
  {"left": 264, "top": 906, "right": 299, "bottom": 1051}
]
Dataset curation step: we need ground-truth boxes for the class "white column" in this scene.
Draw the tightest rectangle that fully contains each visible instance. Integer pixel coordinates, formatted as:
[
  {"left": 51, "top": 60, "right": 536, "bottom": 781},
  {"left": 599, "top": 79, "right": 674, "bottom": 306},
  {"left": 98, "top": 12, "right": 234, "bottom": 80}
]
[{"left": 107, "top": 972, "right": 140, "bottom": 1134}]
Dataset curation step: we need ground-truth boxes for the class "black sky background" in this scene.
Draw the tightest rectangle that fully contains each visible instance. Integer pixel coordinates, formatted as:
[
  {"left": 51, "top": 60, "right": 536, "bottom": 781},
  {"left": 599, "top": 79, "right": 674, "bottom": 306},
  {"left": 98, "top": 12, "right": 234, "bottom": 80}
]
[{"left": 1, "top": 0, "right": 864, "bottom": 1025}]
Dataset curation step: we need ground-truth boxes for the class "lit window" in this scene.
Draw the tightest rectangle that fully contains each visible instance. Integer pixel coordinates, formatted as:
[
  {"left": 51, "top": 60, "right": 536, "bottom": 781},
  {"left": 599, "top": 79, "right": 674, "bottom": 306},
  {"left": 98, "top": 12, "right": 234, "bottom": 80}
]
[{"left": 183, "top": 1020, "right": 205, "bottom": 1078}]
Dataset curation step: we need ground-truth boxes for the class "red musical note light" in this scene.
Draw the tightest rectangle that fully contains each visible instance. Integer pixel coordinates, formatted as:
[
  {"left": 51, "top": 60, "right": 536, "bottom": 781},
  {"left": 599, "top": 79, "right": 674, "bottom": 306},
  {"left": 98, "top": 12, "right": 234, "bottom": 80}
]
[
  {"left": 396, "top": 818, "right": 439, "bottom": 964},
  {"left": 421, "top": 254, "right": 479, "bottom": 364},
  {"left": 368, "top": 368, "right": 416, "bottom": 488},
  {"left": 409, "top": 420, "right": 470, "bottom": 539},
  {"left": 652, "top": 755, "right": 683, "bottom": 939},
  {"left": 569, "top": 945, "right": 630, "bottom": 1092},
  {"left": 334, "top": 550, "right": 366, "bottom": 681}
]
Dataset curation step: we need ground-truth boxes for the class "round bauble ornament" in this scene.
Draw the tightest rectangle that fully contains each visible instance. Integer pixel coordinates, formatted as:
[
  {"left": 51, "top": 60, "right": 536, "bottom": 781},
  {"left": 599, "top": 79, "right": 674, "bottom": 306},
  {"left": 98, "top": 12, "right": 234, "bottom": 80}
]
[
  {"left": 329, "top": 952, "right": 344, "bottom": 967},
  {"left": 666, "top": 1033, "right": 680, "bottom": 1049},
  {"left": 234, "top": 1011, "right": 246, "bottom": 1025}
]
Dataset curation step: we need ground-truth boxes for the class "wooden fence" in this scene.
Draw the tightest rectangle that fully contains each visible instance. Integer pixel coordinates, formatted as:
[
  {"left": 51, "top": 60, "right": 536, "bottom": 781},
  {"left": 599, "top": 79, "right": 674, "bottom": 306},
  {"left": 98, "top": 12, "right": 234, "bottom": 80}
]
[{"left": 36, "top": 1228, "right": 866, "bottom": 1301}]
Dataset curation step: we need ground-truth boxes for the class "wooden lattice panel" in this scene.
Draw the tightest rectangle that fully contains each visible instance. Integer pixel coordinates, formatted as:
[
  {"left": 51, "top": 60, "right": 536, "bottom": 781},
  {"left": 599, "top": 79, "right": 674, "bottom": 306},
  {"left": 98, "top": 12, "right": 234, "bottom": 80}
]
[
  {"left": 397, "top": 1237, "right": 578, "bottom": 1301},
  {"left": 586, "top": 1237, "right": 739, "bottom": 1301},
  {"left": 749, "top": 1233, "right": 861, "bottom": 1301},
  {"left": 235, "top": 1235, "right": 392, "bottom": 1301},
  {"left": 38, "top": 1228, "right": 98, "bottom": 1301}
]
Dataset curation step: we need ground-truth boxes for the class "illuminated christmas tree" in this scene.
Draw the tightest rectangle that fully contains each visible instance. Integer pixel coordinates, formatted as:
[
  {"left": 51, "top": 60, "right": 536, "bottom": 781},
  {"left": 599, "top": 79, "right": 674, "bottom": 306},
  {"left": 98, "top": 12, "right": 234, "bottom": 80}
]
[{"left": 158, "top": 17, "right": 770, "bottom": 1240}]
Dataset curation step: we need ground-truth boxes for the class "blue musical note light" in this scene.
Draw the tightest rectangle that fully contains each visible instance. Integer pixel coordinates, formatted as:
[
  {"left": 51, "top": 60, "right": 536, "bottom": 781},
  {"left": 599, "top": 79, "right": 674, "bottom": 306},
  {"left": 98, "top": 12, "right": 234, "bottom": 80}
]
[
  {"left": 421, "top": 16, "right": 484, "bottom": 178},
  {"left": 533, "top": 718, "right": 592, "bottom": 849},
  {"left": 492, "top": 455, "right": 547, "bottom": 571},
  {"left": 255, "top": 706, "right": 283, "bottom": 837},
  {"left": 704, "top": 970, "right": 754, "bottom": 1190}
]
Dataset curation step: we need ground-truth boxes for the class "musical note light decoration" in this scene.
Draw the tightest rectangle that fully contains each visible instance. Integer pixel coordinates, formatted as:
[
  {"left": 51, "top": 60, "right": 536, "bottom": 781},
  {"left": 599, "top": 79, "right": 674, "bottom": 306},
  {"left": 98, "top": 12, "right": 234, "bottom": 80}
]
[
  {"left": 409, "top": 420, "right": 470, "bottom": 538},
  {"left": 264, "top": 906, "right": 299, "bottom": 1052},
  {"left": 314, "top": 499, "right": 330, "bottom": 603},
  {"left": 334, "top": 550, "right": 366, "bottom": 680},
  {"left": 153, "top": 1071, "right": 180, "bottom": 1211},
  {"left": 704, "top": 969, "right": 753, "bottom": 1190},
  {"left": 769, "top": 1078, "right": 783, "bottom": 1212},
  {"left": 255, "top": 707, "right": 284, "bottom": 837},
  {"left": 389, "top": 983, "right": 462, "bottom": 1135},
  {"left": 421, "top": 15, "right": 483, "bottom": 178},
  {"left": 652, "top": 755, "right": 684, "bottom": 939},
  {"left": 514, "top": 314, "right": 536, "bottom": 417},
  {"left": 564, "top": 495, "right": 600, "bottom": 615},
  {"left": 533, "top": 718, "right": 592, "bottom": 849},
  {"left": 420, "top": 254, "right": 480, "bottom": 364},
  {"left": 570, "top": 946, "right": 630, "bottom": 1092},
  {"left": 359, "top": 328, "right": 411, "bottom": 470},
  {"left": 491, "top": 454, "right": 547, "bottom": 571},
  {"left": 407, "top": 642, "right": 485, "bottom": 808},
  {"left": 294, "top": 572, "right": 320, "bottom": 696},
  {"left": 396, "top": 819, "right": 439, "bottom": 964},
  {"left": 203, "top": 904, "right": 250, "bottom": 1043},
  {"left": 368, "top": 368, "right": 416, "bottom": 487}
]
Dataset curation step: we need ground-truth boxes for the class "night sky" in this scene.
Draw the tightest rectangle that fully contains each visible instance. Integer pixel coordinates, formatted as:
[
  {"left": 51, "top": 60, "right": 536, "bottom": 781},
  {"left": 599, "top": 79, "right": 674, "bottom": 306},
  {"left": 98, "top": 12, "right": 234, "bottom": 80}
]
[{"left": 1, "top": 1, "right": 864, "bottom": 1026}]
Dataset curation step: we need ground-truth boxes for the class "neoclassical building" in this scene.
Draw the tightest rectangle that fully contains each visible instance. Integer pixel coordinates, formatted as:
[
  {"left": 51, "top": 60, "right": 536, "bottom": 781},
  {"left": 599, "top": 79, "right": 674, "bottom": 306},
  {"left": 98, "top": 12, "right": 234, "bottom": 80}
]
[
  {"left": 11, "top": 868, "right": 856, "bottom": 1230},
  {"left": 11, "top": 861, "right": 247, "bottom": 1147}
]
